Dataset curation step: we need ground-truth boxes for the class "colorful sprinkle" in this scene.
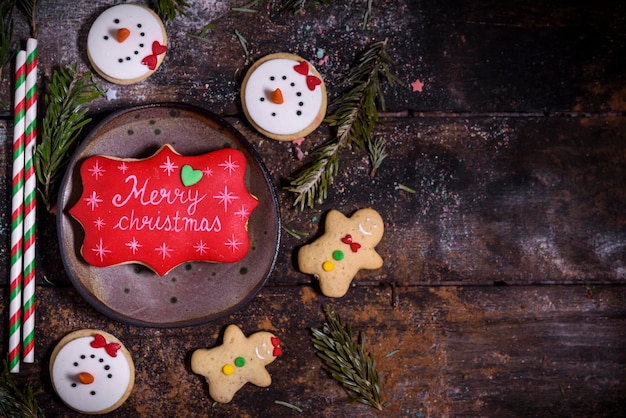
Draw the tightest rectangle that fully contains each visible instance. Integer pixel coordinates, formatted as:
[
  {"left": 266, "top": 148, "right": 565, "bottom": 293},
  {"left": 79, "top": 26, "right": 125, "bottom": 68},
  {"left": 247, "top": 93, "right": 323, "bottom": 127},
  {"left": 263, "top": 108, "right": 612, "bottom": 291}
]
[{"left": 222, "top": 364, "right": 234, "bottom": 375}]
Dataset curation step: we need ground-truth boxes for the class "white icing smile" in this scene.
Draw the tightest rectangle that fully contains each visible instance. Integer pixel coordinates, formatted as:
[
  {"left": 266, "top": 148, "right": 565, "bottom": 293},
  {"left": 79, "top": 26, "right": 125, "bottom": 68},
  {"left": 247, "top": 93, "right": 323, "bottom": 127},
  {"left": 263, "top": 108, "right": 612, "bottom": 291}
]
[
  {"left": 255, "top": 344, "right": 266, "bottom": 360},
  {"left": 359, "top": 222, "right": 373, "bottom": 236}
]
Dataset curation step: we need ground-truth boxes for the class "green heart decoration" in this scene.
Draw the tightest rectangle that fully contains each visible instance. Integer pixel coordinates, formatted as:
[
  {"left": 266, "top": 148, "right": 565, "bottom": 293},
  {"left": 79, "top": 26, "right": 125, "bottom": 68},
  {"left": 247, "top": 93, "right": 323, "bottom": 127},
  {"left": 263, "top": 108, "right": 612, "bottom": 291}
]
[{"left": 181, "top": 165, "right": 203, "bottom": 186}]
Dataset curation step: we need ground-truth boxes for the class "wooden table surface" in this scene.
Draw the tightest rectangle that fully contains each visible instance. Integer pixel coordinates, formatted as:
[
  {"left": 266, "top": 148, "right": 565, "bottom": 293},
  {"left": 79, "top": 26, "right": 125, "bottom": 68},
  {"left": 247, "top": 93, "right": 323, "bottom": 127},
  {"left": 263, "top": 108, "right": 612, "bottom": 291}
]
[{"left": 1, "top": 1, "right": 625, "bottom": 416}]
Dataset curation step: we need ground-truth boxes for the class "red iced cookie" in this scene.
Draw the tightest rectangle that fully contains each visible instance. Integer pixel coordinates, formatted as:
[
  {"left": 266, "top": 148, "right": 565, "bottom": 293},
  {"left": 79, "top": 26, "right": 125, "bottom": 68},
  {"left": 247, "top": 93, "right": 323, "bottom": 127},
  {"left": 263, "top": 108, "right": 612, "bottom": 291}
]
[{"left": 69, "top": 145, "right": 258, "bottom": 276}]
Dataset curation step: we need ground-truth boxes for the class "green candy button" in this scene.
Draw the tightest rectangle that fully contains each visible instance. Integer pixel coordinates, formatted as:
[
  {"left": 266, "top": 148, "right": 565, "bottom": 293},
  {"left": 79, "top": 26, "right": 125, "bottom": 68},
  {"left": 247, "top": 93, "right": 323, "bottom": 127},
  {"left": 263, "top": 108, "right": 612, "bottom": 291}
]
[{"left": 332, "top": 250, "right": 344, "bottom": 261}]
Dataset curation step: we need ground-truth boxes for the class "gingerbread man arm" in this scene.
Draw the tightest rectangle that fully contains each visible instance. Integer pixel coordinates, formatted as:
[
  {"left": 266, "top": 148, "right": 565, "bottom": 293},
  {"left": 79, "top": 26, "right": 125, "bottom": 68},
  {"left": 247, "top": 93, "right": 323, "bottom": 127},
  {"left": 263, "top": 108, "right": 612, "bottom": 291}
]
[
  {"left": 246, "top": 368, "right": 272, "bottom": 387},
  {"left": 360, "top": 249, "right": 384, "bottom": 269}
]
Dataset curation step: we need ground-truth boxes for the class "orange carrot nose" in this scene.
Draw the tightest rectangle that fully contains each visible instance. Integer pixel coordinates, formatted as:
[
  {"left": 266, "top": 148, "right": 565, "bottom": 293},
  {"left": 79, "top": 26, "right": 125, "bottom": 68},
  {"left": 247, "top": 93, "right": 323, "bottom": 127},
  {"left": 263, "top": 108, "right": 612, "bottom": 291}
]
[
  {"left": 117, "top": 28, "right": 131, "bottom": 43},
  {"left": 270, "top": 88, "right": 284, "bottom": 104},
  {"left": 78, "top": 372, "right": 95, "bottom": 385}
]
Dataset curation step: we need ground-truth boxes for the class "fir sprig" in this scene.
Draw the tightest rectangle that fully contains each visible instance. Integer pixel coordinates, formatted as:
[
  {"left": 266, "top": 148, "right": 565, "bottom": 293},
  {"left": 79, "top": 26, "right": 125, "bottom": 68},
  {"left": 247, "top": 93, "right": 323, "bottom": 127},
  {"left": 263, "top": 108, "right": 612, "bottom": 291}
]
[
  {"left": 367, "top": 136, "right": 387, "bottom": 177},
  {"left": 36, "top": 65, "right": 103, "bottom": 211},
  {"left": 287, "top": 39, "right": 401, "bottom": 209},
  {"left": 280, "top": 0, "right": 330, "bottom": 13},
  {"left": 0, "top": 361, "right": 45, "bottom": 418},
  {"left": 311, "top": 306, "right": 384, "bottom": 411},
  {"left": 144, "top": 0, "right": 189, "bottom": 22},
  {"left": 16, "top": 0, "right": 39, "bottom": 38}
]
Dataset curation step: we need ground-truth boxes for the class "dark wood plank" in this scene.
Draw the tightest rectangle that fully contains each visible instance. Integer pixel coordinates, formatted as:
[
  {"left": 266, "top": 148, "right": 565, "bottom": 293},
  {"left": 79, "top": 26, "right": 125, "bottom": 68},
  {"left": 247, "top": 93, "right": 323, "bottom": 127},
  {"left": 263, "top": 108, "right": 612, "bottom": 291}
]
[
  {"left": 1, "top": 284, "right": 624, "bottom": 417},
  {"left": 3, "top": 114, "right": 623, "bottom": 286},
  {"left": 1, "top": 0, "right": 626, "bottom": 117}
]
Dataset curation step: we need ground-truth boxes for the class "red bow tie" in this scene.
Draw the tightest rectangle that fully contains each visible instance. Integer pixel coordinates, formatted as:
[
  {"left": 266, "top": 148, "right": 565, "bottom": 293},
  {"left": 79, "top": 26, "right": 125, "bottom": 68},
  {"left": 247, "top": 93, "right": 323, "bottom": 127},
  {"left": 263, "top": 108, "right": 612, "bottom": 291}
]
[
  {"left": 293, "top": 61, "right": 322, "bottom": 91},
  {"left": 90, "top": 334, "right": 121, "bottom": 358},
  {"left": 271, "top": 337, "right": 282, "bottom": 357},
  {"left": 142, "top": 41, "right": 167, "bottom": 70},
  {"left": 341, "top": 234, "right": 361, "bottom": 253}
]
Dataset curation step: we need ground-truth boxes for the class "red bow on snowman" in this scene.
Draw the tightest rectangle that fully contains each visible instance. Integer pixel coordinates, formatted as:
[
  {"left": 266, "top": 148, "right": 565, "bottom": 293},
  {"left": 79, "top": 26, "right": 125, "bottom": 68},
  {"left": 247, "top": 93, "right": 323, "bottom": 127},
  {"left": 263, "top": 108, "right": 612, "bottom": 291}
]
[
  {"left": 90, "top": 334, "right": 121, "bottom": 358},
  {"left": 142, "top": 41, "right": 167, "bottom": 70}
]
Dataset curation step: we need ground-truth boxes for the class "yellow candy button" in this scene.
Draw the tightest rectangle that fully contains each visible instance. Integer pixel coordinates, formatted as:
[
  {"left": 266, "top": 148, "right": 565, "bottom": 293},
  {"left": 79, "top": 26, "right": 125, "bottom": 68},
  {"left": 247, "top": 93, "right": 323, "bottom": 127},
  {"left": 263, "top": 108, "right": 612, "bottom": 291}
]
[
  {"left": 222, "top": 364, "right": 235, "bottom": 375},
  {"left": 322, "top": 261, "right": 334, "bottom": 272}
]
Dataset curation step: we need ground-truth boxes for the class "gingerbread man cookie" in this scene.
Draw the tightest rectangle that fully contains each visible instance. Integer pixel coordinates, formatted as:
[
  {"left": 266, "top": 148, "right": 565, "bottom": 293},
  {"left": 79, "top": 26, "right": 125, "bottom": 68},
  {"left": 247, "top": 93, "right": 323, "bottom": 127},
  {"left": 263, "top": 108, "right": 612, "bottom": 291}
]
[
  {"left": 298, "top": 208, "right": 384, "bottom": 297},
  {"left": 241, "top": 52, "right": 327, "bottom": 141},
  {"left": 191, "top": 324, "right": 282, "bottom": 403},
  {"left": 50, "top": 329, "right": 135, "bottom": 414},
  {"left": 87, "top": 4, "right": 167, "bottom": 84}
]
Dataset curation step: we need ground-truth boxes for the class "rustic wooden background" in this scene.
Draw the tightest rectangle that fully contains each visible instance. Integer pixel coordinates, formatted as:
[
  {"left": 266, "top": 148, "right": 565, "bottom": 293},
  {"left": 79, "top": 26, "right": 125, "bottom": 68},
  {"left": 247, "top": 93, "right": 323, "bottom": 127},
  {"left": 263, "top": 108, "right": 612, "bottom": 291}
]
[{"left": 0, "top": 0, "right": 625, "bottom": 416}]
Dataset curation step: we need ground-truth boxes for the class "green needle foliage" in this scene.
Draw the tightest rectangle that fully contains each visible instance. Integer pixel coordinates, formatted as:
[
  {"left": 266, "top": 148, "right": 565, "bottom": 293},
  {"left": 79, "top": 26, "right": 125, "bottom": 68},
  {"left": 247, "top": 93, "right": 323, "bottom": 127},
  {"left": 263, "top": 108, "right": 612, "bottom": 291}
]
[
  {"left": 280, "top": 0, "right": 330, "bottom": 12},
  {"left": 311, "top": 306, "right": 384, "bottom": 411},
  {"left": 0, "top": 361, "right": 45, "bottom": 418},
  {"left": 145, "top": 0, "right": 190, "bottom": 22},
  {"left": 287, "top": 39, "right": 401, "bottom": 209},
  {"left": 36, "top": 64, "right": 103, "bottom": 211}
]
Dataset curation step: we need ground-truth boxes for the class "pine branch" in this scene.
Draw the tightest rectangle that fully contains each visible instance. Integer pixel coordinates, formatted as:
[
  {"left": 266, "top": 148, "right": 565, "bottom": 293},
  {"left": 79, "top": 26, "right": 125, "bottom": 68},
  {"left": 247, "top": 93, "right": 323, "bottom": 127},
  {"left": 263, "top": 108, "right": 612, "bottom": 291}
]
[
  {"left": 16, "top": 0, "right": 39, "bottom": 38},
  {"left": 144, "top": 0, "right": 190, "bottom": 22},
  {"left": 367, "top": 136, "right": 387, "bottom": 177},
  {"left": 0, "top": 361, "right": 45, "bottom": 418},
  {"left": 287, "top": 39, "right": 401, "bottom": 209},
  {"left": 35, "top": 64, "right": 103, "bottom": 212},
  {"left": 280, "top": 0, "right": 330, "bottom": 13},
  {"left": 311, "top": 306, "right": 384, "bottom": 411}
]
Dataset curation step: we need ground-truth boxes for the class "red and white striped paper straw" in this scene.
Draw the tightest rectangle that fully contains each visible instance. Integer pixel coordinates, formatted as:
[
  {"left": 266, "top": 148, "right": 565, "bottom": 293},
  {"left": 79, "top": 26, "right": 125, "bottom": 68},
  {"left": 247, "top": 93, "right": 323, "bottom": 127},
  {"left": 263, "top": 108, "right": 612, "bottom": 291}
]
[
  {"left": 23, "top": 38, "right": 37, "bottom": 364},
  {"left": 9, "top": 50, "right": 27, "bottom": 373}
]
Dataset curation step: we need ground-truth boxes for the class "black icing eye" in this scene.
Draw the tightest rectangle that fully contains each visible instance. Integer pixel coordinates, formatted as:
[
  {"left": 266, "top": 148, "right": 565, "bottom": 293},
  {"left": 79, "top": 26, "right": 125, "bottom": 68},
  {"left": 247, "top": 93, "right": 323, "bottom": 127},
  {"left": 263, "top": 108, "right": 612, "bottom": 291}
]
[
  {"left": 73, "top": 362, "right": 79, "bottom": 367},
  {"left": 90, "top": 391, "right": 96, "bottom": 396},
  {"left": 103, "top": 35, "right": 109, "bottom": 40},
  {"left": 270, "top": 76, "right": 275, "bottom": 81},
  {"left": 271, "top": 112, "right": 276, "bottom": 117},
  {"left": 137, "top": 23, "right": 142, "bottom": 28},
  {"left": 114, "top": 18, "right": 120, "bottom": 24},
  {"left": 260, "top": 97, "right": 265, "bottom": 102}
]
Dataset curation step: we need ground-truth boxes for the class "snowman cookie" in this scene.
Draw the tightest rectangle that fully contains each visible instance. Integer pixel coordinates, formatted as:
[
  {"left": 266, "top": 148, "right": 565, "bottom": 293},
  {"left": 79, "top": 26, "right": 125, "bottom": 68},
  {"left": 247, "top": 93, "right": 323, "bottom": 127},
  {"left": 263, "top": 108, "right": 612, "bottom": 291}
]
[
  {"left": 298, "top": 208, "right": 384, "bottom": 297},
  {"left": 191, "top": 324, "right": 282, "bottom": 403},
  {"left": 241, "top": 53, "right": 327, "bottom": 141},
  {"left": 87, "top": 4, "right": 167, "bottom": 84},
  {"left": 50, "top": 329, "right": 135, "bottom": 414}
]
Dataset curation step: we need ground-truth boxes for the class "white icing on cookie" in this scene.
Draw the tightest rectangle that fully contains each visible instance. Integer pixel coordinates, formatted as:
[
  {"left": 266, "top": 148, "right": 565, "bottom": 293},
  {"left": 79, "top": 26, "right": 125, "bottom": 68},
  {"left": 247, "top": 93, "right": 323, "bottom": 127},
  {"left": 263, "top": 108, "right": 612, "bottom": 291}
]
[
  {"left": 51, "top": 335, "right": 132, "bottom": 413},
  {"left": 243, "top": 56, "right": 325, "bottom": 138},
  {"left": 87, "top": 4, "right": 167, "bottom": 84}
]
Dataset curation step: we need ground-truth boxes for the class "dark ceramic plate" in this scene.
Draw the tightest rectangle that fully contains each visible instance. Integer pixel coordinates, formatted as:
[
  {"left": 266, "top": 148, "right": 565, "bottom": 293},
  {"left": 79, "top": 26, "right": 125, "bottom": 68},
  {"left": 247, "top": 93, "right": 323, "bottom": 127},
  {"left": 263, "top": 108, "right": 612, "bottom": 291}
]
[{"left": 57, "top": 104, "right": 280, "bottom": 327}]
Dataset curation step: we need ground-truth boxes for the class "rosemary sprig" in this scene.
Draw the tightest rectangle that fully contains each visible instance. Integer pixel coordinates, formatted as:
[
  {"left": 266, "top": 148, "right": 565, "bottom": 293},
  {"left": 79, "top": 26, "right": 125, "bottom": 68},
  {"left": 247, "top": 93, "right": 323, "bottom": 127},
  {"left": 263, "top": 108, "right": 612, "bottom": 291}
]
[
  {"left": 16, "top": 0, "right": 39, "bottom": 38},
  {"left": 0, "top": 361, "right": 45, "bottom": 418},
  {"left": 144, "top": 0, "right": 189, "bottom": 22},
  {"left": 287, "top": 39, "right": 401, "bottom": 209},
  {"left": 36, "top": 64, "right": 103, "bottom": 211},
  {"left": 311, "top": 306, "right": 384, "bottom": 411},
  {"left": 280, "top": 0, "right": 330, "bottom": 13},
  {"left": 367, "top": 136, "right": 387, "bottom": 177}
]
